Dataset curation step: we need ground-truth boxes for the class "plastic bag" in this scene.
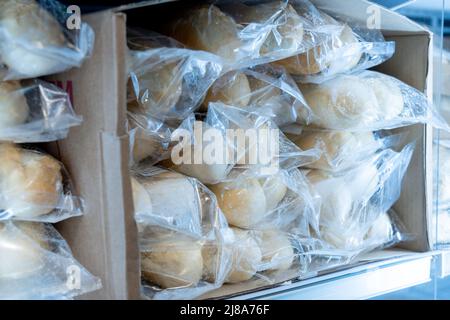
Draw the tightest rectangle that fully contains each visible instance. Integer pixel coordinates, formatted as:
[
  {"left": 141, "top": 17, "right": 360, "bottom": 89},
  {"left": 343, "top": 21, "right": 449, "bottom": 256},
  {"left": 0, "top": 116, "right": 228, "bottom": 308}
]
[
  {"left": 127, "top": 30, "right": 223, "bottom": 122},
  {"left": 275, "top": 10, "right": 395, "bottom": 83},
  {"left": 0, "top": 221, "right": 101, "bottom": 299},
  {"left": 296, "top": 70, "right": 450, "bottom": 131},
  {"left": 163, "top": 103, "right": 321, "bottom": 184},
  {"left": 305, "top": 143, "right": 414, "bottom": 251},
  {"left": 0, "top": 79, "right": 82, "bottom": 143},
  {"left": 131, "top": 166, "right": 231, "bottom": 300},
  {"left": 287, "top": 130, "right": 401, "bottom": 171},
  {"left": 201, "top": 64, "right": 313, "bottom": 128},
  {"left": 165, "top": 0, "right": 342, "bottom": 71},
  {"left": 0, "top": 143, "right": 84, "bottom": 223},
  {"left": 434, "top": 140, "right": 450, "bottom": 209},
  {"left": 0, "top": 0, "right": 94, "bottom": 80}
]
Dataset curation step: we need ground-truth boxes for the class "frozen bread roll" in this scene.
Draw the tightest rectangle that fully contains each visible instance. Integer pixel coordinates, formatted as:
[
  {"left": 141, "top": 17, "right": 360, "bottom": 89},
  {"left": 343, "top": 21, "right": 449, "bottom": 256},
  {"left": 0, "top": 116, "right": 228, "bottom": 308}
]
[
  {"left": 258, "top": 229, "right": 294, "bottom": 271},
  {"left": 290, "top": 131, "right": 376, "bottom": 170},
  {"left": 364, "top": 76, "right": 404, "bottom": 120},
  {"left": 201, "top": 71, "right": 251, "bottom": 112},
  {"left": 209, "top": 178, "right": 267, "bottom": 228},
  {"left": 0, "top": 81, "right": 29, "bottom": 128},
  {"left": 365, "top": 212, "right": 394, "bottom": 246},
  {"left": 168, "top": 5, "right": 242, "bottom": 62},
  {"left": 131, "top": 170, "right": 202, "bottom": 235},
  {"left": 141, "top": 239, "right": 203, "bottom": 289},
  {"left": 226, "top": 228, "right": 262, "bottom": 283},
  {"left": 0, "top": 0, "right": 67, "bottom": 78},
  {"left": 0, "top": 221, "right": 47, "bottom": 279},
  {"left": 231, "top": 1, "right": 304, "bottom": 55},
  {"left": 0, "top": 144, "right": 62, "bottom": 219},
  {"left": 259, "top": 174, "right": 287, "bottom": 211}
]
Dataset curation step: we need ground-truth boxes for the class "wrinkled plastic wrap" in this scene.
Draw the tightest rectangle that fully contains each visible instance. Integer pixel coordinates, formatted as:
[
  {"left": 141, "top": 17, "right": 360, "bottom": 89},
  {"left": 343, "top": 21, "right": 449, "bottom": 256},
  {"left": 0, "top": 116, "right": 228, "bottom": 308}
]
[
  {"left": 0, "top": 144, "right": 84, "bottom": 223},
  {"left": 306, "top": 143, "right": 414, "bottom": 252},
  {"left": 296, "top": 70, "right": 450, "bottom": 131},
  {"left": 0, "top": 79, "right": 82, "bottom": 143},
  {"left": 0, "top": 221, "right": 101, "bottom": 299},
  {"left": 275, "top": 10, "right": 394, "bottom": 83},
  {"left": 166, "top": 0, "right": 342, "bottom": 71},
  {"left": 0, "top": 0, "right": 94, "bottom": 80},
  {"left": 163, "top": 103, "right": 321, "bottom": 184},
  {"left": 127, "top": 30, "right": 223, "bottom": 122},
  {"left": 131, "top": 166, "right": 231, "bottom": 300},
  {"left": 201, "top": 64, "right": 312, "bottom": 128}
]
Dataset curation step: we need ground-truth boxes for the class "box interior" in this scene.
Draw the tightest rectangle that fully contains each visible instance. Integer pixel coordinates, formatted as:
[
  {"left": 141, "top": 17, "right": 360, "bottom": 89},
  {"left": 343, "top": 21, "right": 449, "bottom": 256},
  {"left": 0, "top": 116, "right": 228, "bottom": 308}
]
[{"left": 48, "top": 0, "right": 433, "bottom": 299}]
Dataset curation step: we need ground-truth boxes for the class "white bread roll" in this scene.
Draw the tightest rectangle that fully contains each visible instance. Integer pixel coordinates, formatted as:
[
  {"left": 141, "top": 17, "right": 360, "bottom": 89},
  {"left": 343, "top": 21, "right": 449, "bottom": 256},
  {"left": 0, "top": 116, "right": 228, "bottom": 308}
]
[
  {"left": 226, "top": 228, "right": 262, "bottom": 283},
  {"left": 0, "top": 81, "right": 29, "bottom": 128},
  {"left": 259, "top": 174, "right": 287, "bottom": 211},
  {"left": 168, "top": 5, "right": 242, "bottom": 62},
  {"left": 258, "top": 229, "right": 294, "bottom": 271},
  {"left": 0, "top": 222, "right": 47, "bottom": 279},
  {"left": 0, "top": 144, "right": 62, "bottom": 218},
  {"left": 365, "top": 212, "right": 393, "bottom": 246},
  {"left": 141, "top": 239, "right": 203, "bottom": 289},
  {"left": 0, "top": 0, "right": 67, "bottom": 78},
  {"left": 290, "top": 131, "right": 376, "bottom": 170},
  {"left": 364, "top": 76, "right": 404, "bottom": 120},
  {"left": 209, "top": 178, "right": 267, "bottom": 228},
  {"left": 130, "top": 176, "right": 152, "bottom": 216},
  {"left": 201, "top": 71, "right": 251, "bottom": 112}
]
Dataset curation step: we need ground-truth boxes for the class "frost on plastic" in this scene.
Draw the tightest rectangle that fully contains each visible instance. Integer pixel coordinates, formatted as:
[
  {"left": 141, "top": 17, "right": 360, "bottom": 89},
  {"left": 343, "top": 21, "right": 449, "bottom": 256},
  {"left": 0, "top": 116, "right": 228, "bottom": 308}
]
[
  {"left": 0, "top": 221, "right": 101, "bottom": 299},
  {"left": 0, "top": 0, "right": 94, "bottom": 80},
  {"left": 0, "top": 144, "right": 84, "bottom": 223},
  {"left": 127, "top": 30, "right": 223, "bottom": 122},
  {"left": 201, "top": 64, "right": 313, "bottom": 128},
  {"left": 296, "top": 70, "right": 450, "bottom": 131},
  {"left": 130, "top": 166, "right": 231, "bottom": 300},
  {"left": 0, "top": 79, "right": 82, "bottom": 143}
]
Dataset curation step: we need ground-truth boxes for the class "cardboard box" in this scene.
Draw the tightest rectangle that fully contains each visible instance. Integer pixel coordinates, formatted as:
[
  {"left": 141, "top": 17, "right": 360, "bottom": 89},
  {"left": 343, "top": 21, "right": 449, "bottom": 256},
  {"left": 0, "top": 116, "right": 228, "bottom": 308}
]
[{"left": 50, "top": 0, "right": 434, "bottom": 299}]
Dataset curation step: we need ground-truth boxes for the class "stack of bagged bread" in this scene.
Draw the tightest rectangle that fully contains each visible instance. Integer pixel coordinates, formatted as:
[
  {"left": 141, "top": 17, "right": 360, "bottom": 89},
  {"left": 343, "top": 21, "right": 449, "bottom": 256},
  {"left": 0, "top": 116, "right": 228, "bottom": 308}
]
[
  {"left": 0, "top": 0, "right": 100, "bottom": 300},
  {"left": 126, "top": 0, "right": 448, "bottom": 300}
]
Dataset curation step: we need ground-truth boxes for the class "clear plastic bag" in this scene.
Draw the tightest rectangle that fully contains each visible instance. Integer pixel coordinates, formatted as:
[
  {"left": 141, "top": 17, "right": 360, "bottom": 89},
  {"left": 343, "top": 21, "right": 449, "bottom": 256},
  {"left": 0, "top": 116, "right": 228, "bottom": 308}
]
[
  {"left": 163, "top": 103, "right": 321, "bottom": 184},
  {"left": 131, "top": 166, "right": 231, "bottom": 300},
  {"left": 296, "top": 70, "right": 450, "bottom": 131},
  {"left": 201, "top": 64, "right": 313, "bottom": 128},
  {"left": 434, "top": 140, "right": 450, "bottom": 209},
  {"left": 305, "top": 143, "right": 414, "bottom": 251},
  {"left": 165, "top": 0, "right": 342, "bottom": 71},
  {"left": 0, "top": 221, "right": 101, "bottom": 299},
  {"left": 275, "top": 10, "right": 395, "bottom": 83},
  {"left": 0, "top": 79, "right": 82, "bottom": 143},
  {"left": 0, "top": 143, "right": 84, "bottom": 223},
  {"left": 0, "top": 0, "right": 94, "bottom": 80},
  {"left": 127, "top": 29, "right": 223, "bottom": 122}
]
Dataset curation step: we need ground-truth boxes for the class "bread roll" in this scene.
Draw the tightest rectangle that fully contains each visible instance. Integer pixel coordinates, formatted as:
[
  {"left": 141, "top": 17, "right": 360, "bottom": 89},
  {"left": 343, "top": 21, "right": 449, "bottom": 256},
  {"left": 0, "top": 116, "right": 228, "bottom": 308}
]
[
  {"left": 290, "top": 131, "right": 376, "bottom": 170},
  {"left": 365, "top": 212, "right": 393, "bottom": 246},
  {"left": 141, "top": 240, "right": 203, "bottom": 289},
  {"left": 0, "top": 81, "right": 29, "bottom": 128},
  {"left": 209, "top": 179, "right": 267, "bottom": 228},
  {"left": 0, "top": 144, "right": 62, "bottom": 218},
  {"left": 0, "top": 0, "right": 67, "bottom": 78},
  {"left": 130, "top": 176, "right": 152, "bottom": 216},
  {"left": 259, "top": 174, "right": 287, "bottom": 211},
  {"left": 168, "top": 5, "right": 242, "bottom": 62},
  {"left": 0, "top": 221, "right": 47, "bottom": 279},
  {"left": 201, "top": 71, "right": 251, "bottom": 112},
  {"left": 365, "top": 76, "right": 404, "bottom": 120},
  {"left": 226, "top": 228, "right": 262, "bottom": 283},
  {"left": 258, "top": 229, "right": 294, "bottom": 271}
]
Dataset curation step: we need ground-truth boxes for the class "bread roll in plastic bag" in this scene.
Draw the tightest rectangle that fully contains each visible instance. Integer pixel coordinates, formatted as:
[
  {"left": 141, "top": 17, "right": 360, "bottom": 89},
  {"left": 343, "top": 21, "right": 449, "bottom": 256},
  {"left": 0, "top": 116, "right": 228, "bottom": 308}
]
[
  {"left": 0, "top": 144, "right": 84, "bottom": 223},
  {"left": 0, "top": 79, "right": 82, "bottom": 142},
  {"left": 164, "top": 103, "right": 320, "bottom": 184},
  {"left": 297, "top": 70, "right": 450, "bottom": 131},
  {"left": 166, "top": 0, "right": 341, "bottom": 71},
  {"left": 202, "top": 64, "right": 313, "bottom": 128},
  {"left": 0, "top": 0, "right": 94, "bottom": 80},
  {"left": 306, "top": 143, "right": 414, "bottom": 251},
  {"left": 130, "top": 166, "right": 231, "bottom": 299},
  {"left": 0, "top": 221, "right": 101, "bottom": 299},
  {"left": 275, "top": 10, "right": 394, "bottom": 83},
  {"left": 209, "top": 168, "right": 319, "bottom": 233},
  {"left": 127, "top": 30, "right": 223, "bottom": 122}
]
